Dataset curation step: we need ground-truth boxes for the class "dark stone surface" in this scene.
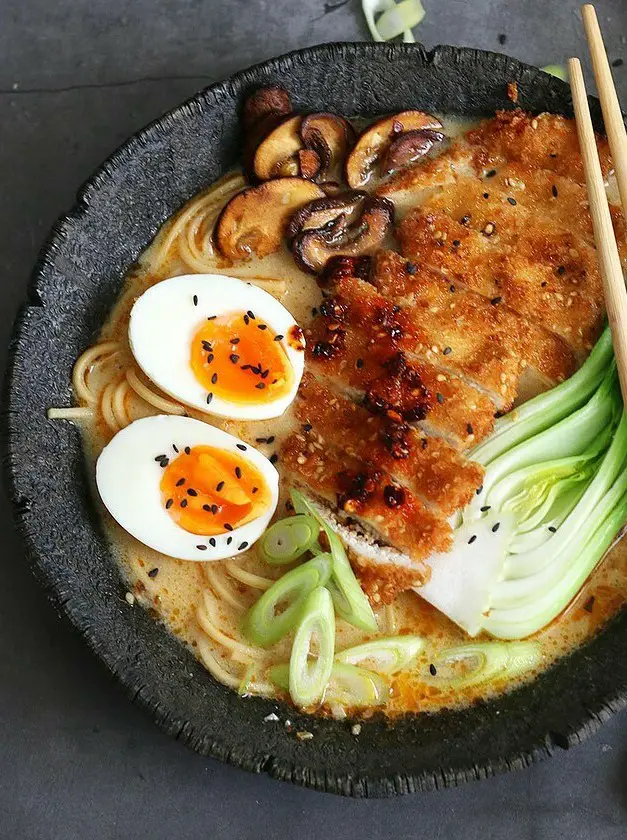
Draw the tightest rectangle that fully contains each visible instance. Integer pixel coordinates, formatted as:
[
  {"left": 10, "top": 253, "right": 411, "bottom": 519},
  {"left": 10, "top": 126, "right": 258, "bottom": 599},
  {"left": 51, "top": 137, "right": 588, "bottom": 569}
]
[{"left": 2, "top": 0, "right": 627, "bottom": 836}]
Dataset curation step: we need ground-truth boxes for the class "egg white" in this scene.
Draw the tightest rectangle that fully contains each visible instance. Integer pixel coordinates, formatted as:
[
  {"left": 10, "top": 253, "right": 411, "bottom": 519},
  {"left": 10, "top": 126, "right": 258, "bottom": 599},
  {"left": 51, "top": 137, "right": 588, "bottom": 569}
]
[
  {"left": 96, "top": 415, "right": 279, "bottom": 561},
  {"left": 128, "top": 274, "right": 305, "bottom": 420}
]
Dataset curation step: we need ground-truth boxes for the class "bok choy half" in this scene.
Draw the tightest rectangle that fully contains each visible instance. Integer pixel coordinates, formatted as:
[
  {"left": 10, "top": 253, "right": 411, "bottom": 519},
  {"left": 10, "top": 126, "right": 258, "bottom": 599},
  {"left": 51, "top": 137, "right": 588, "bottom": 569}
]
[{"left": 417, "top": 327, "right": 627, "bottom": 639}]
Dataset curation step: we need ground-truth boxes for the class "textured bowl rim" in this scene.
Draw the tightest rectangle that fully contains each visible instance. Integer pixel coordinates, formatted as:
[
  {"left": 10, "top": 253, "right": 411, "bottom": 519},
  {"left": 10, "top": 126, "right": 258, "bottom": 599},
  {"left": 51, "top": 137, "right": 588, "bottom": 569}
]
[{"left": 4, "top": 41, "right": 627, "bottom": 798}]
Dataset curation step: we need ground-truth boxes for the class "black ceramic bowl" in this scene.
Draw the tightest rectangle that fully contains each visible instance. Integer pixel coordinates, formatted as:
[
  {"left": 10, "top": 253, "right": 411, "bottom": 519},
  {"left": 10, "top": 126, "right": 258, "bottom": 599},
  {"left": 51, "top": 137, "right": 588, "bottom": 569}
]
[{"left": 5, "top": 42, "right": 627, "bottom": 797}]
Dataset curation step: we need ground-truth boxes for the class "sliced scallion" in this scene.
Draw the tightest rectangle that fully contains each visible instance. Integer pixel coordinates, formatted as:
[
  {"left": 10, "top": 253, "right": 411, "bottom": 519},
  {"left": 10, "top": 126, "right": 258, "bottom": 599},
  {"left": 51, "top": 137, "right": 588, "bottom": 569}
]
[
  {"left": 335, "top": 635, "right": 424, "bottom": 673},
  {"left": 362, "top": 0, "right": 425, "bottom": 43},
  {"left": 541, "top": 64, "right": 567, "bottom": 81},
  {"left": 289, "top": 587, "right": 335, "bottom": 707},
  {"left": 259, "top": 513, "right": 320, "bottom": 565},
  {"left": 243, "top": 552, "right": 332, "bottom": 647},
  {"left": 270, "top": 661, "right": 389, "bottom": 708},
  {"left": 290, "top": 489, "right": 377, "bottom": 632},
  {"left": 431, "top": 640, "right": 542, "bottom": 688}
]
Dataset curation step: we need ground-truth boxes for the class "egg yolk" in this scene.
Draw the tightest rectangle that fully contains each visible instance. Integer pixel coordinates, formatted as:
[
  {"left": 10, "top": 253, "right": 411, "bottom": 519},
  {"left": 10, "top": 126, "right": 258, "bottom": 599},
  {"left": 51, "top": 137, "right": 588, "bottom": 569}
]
[
  {"left": 160, "top": 445, "right": 270, "bottom": 536},
  {"left": 190, "top": 312, "right": 294, "bottom": 405}
]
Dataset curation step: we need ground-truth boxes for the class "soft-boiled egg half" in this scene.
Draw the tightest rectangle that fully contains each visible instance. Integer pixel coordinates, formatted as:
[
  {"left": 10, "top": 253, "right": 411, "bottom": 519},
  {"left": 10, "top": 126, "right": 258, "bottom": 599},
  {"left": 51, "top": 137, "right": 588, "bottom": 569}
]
[
  {"left": 96, "top": 415, "right": 279, "bottom": 561},
  {"left": 128, "top": 274, "right": 305, "bottom": 420}
]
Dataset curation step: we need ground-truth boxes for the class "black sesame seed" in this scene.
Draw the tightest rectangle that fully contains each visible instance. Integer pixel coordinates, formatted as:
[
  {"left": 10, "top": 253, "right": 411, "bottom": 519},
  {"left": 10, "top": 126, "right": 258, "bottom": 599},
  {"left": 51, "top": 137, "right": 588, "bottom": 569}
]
[
  {"left": 452, "top": 239, "right": 461, "bottom": 247},
  {"left": 236, "top": 443, "right": 247, "bottom": 451},
  {"left": 202, "top": 504, "right": 211, "bottom": 512},
  {"left": 468, "top": 535, "right": 477, "bottom": 544},
  {"left": 356, "top": 358, "right": 364, "bottom": 368},
  {"left": 224, "top": 523, "right": 233, "bottom": 531},
  {"left": 460, "top": 215, "right": 471, "bottom": 226},
  {"left": 148, "top": 567, "right": 159, "bottom": 578},
  {"left": 507, "top": 197, "right": 517, "bottom": 206},
  {"left": 230, "top": 354, "right": 240, "bottom": 364},
  {"left": 196, "top": 544, "right": 207, "bottom": 551},
  {"left": 181, "top": 499, "right": 188, "bottom": 508},
  {"left": 243, "top": 315, "right": 250, "bottom": 325},
  {"left": 492, "top": 522, "right": 501, "bottom": 533},
  {"left": 154, "top": 454, "right": 166, "bottom": 462},
  {"left": 216, "top": 481, "right": 225, "bottom": 491},
  {"left": 274, "top": 334, "right": 284, "bottom": 341},
  {"left": 206, "top": 392, "right": 213, "bottom": 405},
  {"left": 261, "top": 369, "right": 269, "bottom": 379},
  {"left": 211, "top": 373, "right": 218, "bottom": 385},
  {"left": 480, "top": 505, "right": 491, "bottom": 512},
  {"left": 176, "top": 478, "right": 185, "bottom": 487},
  {"left": 476, "top": 485, "right": 483, "bottom": 495},
  {"left": 187, "top": 488, "right": 198, "bottom": 497},
  {"left": 266, "top": 436, "right": 275, "bottom": 444},
  {"left": 185, "top": 446, "right": 191, "bottom": 455},
  {"left": 241, "top": 364, "right": 253, "bottom": 371},
  {"left": 406, "top": 262, "right": 418, "bottom": 275},
  {"left": 548, "top": 525, "right": 557, "bottom": 533},
  {"left": 211, "top": 504, "right": 218, "bottom": 514},
  {"left": 490, "top": 296, "right": 503, "bottom": 305},
  {"left": 612, "top": 58, "right": 624, "bottom": 67},
  {"left": 207, "top": 315, "right": 216, "bottom": 320},
  {"left": 256, "top": 382, "right": 265, "bottom": 389},
  {"left": 486, "top": 169, "right": 497, "bottom": 177},
  {"left": 231, "top": 337, "right": 240, "bottom": 344},
  {"left": 303, "top": 423, "right": 312, "bottom": 432},
  {"left": 235, "top": 466, "right": 242, "bottom": 479},
  {"left": 227, "top": 536, "right": 233, "bottom": 545},
  {"left": 557, "top": 265, "right": 566, "bottom": 275},
  {"left": 238, "top": 541, "right": 249, "bottom": 551},
  {"left": 252, "top": 487, "right": 259, "bottom": 493},
  {"left": 172, "top": 444, "right": 179, "bottom": 453},
  {"left": 552, "top": 184, "right": 558, "bottom": 197},
  {"left": 483, "top": 192, "right": 489, "bottom": 199},
  {"left": 209, "top": 538, "right": 216, "bottom": 547},
  {"left": 443, "top": 346, "right": 452, "bottom": 355},
  {"left": 436, "top": 392, "right": 445, "bottom": 404},
  {"left": 247, "top": 310, "right": 255, "bottom": 319},
  {"left": 257, "top": 324, "right": 267, "bottom": 330},
  {"left": 550, "top": 152, "right": 558, "bottom": 158},
  {"left": 159, "top": 458, "right": 169, "bottom": 468},
  {"left": 541, "top": 281, "right": 548, "bottom": 287},
  {"left": 449, "top": 284, "right": 456, "bottom": 292},
  {"left": 207, "top": 353, "right": 214, "bottom": 363},
  {"left": 429, "top": 663, "right": 437, "bottom": 676},
  {"left": 467, "top": 423, "right": 474, "bottom": 435},
  {"left": 165, "top": 498, "right": 174, "bottom": 509},
  {"left": 193, "top": 295, "right": 198, "bottom": 306},
  {"left": 255, "top": 437, "right": 267, "bottom": 444},
  {"left": 270, "top": 453, "right": 278, "bottom": 465}
]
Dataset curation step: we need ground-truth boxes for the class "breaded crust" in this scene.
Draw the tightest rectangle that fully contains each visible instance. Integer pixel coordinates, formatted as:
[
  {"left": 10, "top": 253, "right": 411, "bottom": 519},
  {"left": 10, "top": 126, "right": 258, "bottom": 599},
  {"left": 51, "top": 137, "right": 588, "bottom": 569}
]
[{"left": 295, "top": 373, "right": 484, "bottom": 515}]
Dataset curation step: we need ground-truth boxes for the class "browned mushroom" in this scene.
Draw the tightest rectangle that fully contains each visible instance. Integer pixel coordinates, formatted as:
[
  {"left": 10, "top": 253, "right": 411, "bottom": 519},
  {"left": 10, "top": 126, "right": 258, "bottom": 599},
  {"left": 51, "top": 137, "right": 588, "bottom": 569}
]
[
  {"left": 345, "top": 111, "right": 444, "bottom": 189},
  {"left": 300, "top": 113, "right": 356, "bottom": 180},
  {"left": 251, "top": 111, "right": 355, "bottom": 183},
  {"left": 380, "top": 128, "right": 445, "bottom": 176},
  {"left": 253, "top": 115, "right": 305, "bottom": 180},
  {"left": 215, "top": 177, "right": 325, "bottom": 261},
  {"left": 243, "top": 86, "right": 292, "bottom": 132},
  {"left": 288, "top": 192, "right": 394, "bottom": 273}
]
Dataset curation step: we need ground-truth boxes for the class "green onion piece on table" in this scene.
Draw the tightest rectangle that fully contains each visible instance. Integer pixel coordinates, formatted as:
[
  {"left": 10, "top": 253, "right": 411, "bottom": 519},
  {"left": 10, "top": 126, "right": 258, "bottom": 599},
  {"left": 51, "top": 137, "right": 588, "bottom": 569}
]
[
  {"left": 259, "top": 513, "right": 320, "bottom": 565},
  {"left": 541, "top": 64, "right": 567, "bottom": 81},
  {"left": 361, "top": 0, "right": 424, "bottom": 43},
  {"left": 335, "top": 635, "right": 425, "bottom": 673},
  {"left": 430, "top": 641, "right": 542, "bottom": 688},
  {"left": 289, "top": 587, "right": 336, "bottom": 708},
  {"left": 243, "top": 552, "right": 332, "bottom": 647},
  {"left": 290, "top": 489, "right": 378, "bottom": 632}
]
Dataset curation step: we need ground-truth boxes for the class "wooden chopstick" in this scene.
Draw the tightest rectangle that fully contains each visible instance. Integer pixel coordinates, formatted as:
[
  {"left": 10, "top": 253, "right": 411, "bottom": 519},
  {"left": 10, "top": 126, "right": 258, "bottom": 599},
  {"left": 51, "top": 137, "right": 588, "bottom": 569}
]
[
  {"left": 568, "top": 56, "right": 627, "bottom": 403},
  {"left": 582, "top": 4, "right": 627, "bottom": 227}
]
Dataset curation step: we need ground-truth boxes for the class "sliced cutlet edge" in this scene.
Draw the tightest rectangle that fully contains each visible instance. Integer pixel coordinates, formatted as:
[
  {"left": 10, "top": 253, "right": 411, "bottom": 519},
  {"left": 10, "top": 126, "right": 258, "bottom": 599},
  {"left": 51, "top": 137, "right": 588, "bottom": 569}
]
[
  {"left": 397, "top": 208, "right": 605, "bottom": 352},
  {"left": 326, "top": 272, "right": 520, "bottom": 408},
  {"left": 295, "top": 372, "right": 484, "bottom": 515},
  {"left": 281, "top": 433, "right": 451, "bottom": 565},
  {"left": 306, "top": 315, "right": 495, "bottom": 450},
  {"left": 371, "top": 250, "right": 576, "bottom": 386}
]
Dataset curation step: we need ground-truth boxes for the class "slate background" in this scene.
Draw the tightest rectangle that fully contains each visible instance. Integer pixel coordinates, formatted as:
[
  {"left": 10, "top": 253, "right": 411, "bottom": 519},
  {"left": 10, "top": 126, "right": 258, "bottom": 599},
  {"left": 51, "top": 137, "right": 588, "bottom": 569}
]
[{"left": 2, "top": 1, "right": 627, "bottom": 837}]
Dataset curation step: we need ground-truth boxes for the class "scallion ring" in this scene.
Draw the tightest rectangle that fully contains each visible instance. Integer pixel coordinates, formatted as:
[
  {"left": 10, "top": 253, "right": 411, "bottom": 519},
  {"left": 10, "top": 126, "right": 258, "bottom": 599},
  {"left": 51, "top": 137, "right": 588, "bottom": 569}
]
[
  {"left": 269, "top": 661, "right": 389, "bottom": 708},
  {"left": 259, "top": 514, "right": 320, "bottom": 565},
  {"left": 290, "top": 489, "right": 377, "bottom": 632},
  {"left": 430, "top": 641, "right": 542, "bottom": 689},
  {"left": 289, "top": 586, "right": 335, "bottom": 708},
  {"left": 243, "top": 553, "right": 332, "bottom": 647},
  {"left": 335, "top": 635, "right": 425, "bottom": 674}
]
